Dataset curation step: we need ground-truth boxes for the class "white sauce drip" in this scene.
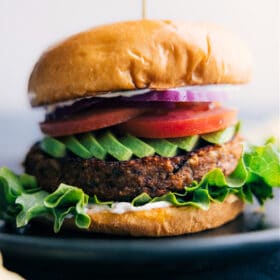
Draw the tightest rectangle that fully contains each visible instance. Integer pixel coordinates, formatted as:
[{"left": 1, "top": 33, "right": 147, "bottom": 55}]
[
  {"left": 95, "top": 84, "right": 240, "bottom": 98},
  {"left": 45, "top": 96, "right": 96, "bottom": 114},
  {"left": 96, "top": 88, "right": 151, "bottom": 98},
  {"left": 85, "top": 194, "right": 239, "bottom": 215},
  {"left": 45, "top": 84, "right": 240, "bottom": 113},
  {"left": 86, "top": 201, "right": 172, "bottom": 214}
]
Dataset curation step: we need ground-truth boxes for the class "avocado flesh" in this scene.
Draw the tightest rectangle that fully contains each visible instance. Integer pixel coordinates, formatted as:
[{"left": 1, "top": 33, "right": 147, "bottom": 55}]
[
  {"left": 39, "top": 124, "right": 238, "bottom": 160},
  {"left": 79, "top": 133, "right": 106, "bottom": 160},
  {"left": 145, "top": 139, "right": 178, "bottom": 157},
  {"left": 201, "top": 125, "right": 236, "bottom": 144},
  {"left": 169, "top": 135, "right": 199, "bottom": 152},
  {"left": 120, "top": 134, "right": 155, "bottom": 158},
  {"left": 98, "top": 131, "right": 132, "bottom": 161},
  {"left": 62, "top": 136, "right": 92, "bottom": 159},
  {"left": 40, "top": 137, "right": 66, "bottom": 158}
]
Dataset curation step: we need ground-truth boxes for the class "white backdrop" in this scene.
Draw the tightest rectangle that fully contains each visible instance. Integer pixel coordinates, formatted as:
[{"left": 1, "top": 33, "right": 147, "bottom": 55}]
[{"left": 0, "top": 0, "right": 279, "bottom": 162}]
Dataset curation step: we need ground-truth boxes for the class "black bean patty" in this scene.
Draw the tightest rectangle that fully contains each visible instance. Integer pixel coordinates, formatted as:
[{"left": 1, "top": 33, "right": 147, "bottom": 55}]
[{"left": 24, "top": 137, "right": 242, "bottom": 201}]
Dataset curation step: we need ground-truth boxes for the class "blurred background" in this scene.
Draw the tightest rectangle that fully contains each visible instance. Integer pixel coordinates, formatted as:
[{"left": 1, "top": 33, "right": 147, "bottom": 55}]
[{"left": 0, "top": 0, "right": 279, "bottom": 164}]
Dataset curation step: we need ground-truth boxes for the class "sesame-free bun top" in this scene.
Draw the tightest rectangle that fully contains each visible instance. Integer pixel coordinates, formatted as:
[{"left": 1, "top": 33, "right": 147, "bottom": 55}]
[{"left": 28, "top": 20, "right": 252, "bottom": 106}]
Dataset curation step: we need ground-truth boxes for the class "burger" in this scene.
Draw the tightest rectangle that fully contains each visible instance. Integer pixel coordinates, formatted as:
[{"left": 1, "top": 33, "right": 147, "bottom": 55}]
[{"left": 0, "top": 20, "right": 279, "bottom": 236}]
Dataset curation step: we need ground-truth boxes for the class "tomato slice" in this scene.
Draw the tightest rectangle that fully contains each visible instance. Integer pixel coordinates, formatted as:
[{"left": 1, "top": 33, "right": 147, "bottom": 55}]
[
  {"left": 40, "top": 107, "right": 148, "bottom": 137},
  {"left": 116, "top": 106, "right": 237, "bottom": 138},
  {"left": 175, "top": 102, "right": 221, "bottom": 110}
]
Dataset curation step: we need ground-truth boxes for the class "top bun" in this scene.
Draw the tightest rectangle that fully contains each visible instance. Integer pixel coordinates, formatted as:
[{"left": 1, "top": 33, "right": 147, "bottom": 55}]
[{"left": 28, "top": 20, "right": 252, "bottom": 106}]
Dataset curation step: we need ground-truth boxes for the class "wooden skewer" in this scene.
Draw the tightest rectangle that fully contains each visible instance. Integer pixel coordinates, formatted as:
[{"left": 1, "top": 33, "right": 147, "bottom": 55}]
[{"left": 142, "top": 0, "right": 146, "bottom": 19}]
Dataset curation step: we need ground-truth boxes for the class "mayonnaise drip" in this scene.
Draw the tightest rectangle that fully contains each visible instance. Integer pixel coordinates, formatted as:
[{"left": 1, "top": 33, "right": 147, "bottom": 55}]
[{"left": 86, "top": 201, "right": 172, "bottom": 214}]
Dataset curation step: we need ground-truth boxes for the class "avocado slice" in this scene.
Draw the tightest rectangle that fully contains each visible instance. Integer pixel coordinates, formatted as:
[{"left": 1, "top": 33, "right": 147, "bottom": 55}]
[
  {"left": 145, "top": 139, "right": 178, "bottom": 157},
  {"left": 79, "top": 133, "right": 106, "bottom": 160},
  {"left": 119, "top": 134, "right": 155, "bottom": 158},
  {"left": 40, "top": 137, "right": 67, "bottom": 158},
  {"left": 98, "top": 131, "right": 132, "bottom": 161},
  {"left": 169, "top": 135, "right": 199, "bottom": 152},
  {"left": 201, "top": 125, "right": 236, "bottom": 144},
  {"left": 62, "top": 136, "right": 92, "bottom": 159}
]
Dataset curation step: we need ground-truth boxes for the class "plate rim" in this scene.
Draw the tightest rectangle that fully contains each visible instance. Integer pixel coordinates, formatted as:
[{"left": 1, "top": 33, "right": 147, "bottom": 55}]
[{"left": 0, "top": 226, "right": 279, "bottom": 261}]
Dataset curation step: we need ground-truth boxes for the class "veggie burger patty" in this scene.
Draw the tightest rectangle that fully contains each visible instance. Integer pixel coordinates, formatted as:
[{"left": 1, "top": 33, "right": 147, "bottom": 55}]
[{"left": 24, "top": 137, "right": 242, "bottom": 201}]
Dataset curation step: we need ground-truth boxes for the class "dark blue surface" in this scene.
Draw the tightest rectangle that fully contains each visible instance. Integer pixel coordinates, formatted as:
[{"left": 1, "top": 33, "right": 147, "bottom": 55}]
[{"left": 3, "top": 249, "right": 280, "bottom": 279}]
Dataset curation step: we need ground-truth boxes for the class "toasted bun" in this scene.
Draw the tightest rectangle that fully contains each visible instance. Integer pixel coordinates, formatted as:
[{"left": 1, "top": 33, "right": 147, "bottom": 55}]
[
  {"left": 28, "top": 20, "right": 252, "bottom": 106},
  {"left": 64, "top": 194, "right": 242, "bottom": 237}
]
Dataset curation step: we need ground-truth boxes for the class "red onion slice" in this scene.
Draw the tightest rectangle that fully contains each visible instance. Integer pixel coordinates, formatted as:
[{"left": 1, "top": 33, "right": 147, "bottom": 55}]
[
  {"left": 120, "top": 88, "right": 235, "bottom": 102},
  {"left": 95, "top": 84, "right": 239, "bottom": 101}
]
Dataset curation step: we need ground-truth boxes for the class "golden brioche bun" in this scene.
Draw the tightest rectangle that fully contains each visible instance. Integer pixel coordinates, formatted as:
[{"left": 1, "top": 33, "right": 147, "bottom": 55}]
[
  {"left": 62, "top": 194, "right": 243, "bottom": 237},
  {"left": 28, "top": 20, "right": 252, "bottom": 106}
]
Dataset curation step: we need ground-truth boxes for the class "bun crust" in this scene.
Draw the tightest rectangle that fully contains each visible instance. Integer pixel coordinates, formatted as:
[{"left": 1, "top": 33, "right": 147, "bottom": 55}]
[
  {"left": 28, "top": 20, "right": 252, "bottom": 106},
  {"left": 81, "top": 195, "right": 243, "bottom": 236}
]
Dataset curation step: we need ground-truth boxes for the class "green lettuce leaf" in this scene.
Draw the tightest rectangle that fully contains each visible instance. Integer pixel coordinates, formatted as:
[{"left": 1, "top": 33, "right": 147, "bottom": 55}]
[
  {"left": 89, "top": 194, "right": 113, "bottom": 207},
  {"left": 0, "top": 167, "right": 22, "bottom": 198},
  {"left": 45, "top": 184, "right": 91, "bottom": 232},
  {"left": 0, "top": 167, "right": 23, "bottom": 221},
  {"left": 0, "top": 140, "right": 279, "bottom": 232},
  {"left": 244, "top": 143, "right": 280, "bottom": 186},
  {"left": 0, "top": 168, "right": 91, "bottom": 232},
  {"left": 15, "top": 183, "right": 91, "bottom": 233},
  {"left": 16, "top": 191, "right": 49, "bottom": 227},
  {"left": 153, "top": 189, "right": 211, "bottom": 210},
  {"left": 18, "top": 173, "right": 39, "bottom": 192}
]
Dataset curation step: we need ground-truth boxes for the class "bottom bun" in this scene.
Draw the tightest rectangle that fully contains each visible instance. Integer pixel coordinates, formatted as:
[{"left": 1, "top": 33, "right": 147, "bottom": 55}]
[{"left": 84, "top": 195, "right": 244, "bottom": 236}]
